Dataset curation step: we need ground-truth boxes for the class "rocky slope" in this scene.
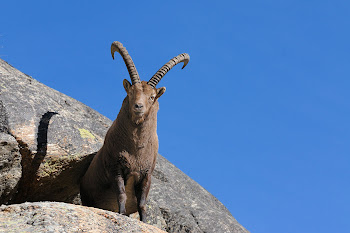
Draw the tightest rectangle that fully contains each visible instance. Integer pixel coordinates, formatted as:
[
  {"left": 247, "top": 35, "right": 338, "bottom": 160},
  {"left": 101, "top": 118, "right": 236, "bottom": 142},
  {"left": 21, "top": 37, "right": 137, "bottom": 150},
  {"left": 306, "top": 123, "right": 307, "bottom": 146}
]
[{"left": 0, "top": 58, "right": 249, "bottom": 232}]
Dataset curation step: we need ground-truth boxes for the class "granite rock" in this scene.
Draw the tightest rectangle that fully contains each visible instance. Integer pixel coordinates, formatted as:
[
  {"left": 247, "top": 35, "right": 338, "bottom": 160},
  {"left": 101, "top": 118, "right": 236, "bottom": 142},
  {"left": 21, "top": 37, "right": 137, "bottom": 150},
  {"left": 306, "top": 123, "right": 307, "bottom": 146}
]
[
  {"left": 0, "top": 58, "right": 248, "bottom": 232},
  {"left": 0, "top": 133, "right": 21, "bottom": 204},
  {"left": 0, "top": 202, "right": 165, "bottom": 233},
  {"left": 0, "top": 59, "right": 110, "bottom": 203}
]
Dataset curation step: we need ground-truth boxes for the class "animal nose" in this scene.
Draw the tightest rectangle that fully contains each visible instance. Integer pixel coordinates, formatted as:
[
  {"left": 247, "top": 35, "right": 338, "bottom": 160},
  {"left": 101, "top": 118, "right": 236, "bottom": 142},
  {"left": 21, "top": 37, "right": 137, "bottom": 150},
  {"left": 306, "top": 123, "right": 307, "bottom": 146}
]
[{"left": 134, "top": 103, "right": 143, "bottom": 109}]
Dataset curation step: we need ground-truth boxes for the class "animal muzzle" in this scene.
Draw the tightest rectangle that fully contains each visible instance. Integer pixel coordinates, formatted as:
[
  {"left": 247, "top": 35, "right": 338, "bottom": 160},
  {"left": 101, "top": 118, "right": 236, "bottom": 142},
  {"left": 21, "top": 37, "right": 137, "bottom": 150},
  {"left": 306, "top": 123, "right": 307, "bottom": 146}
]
[
  {"left": 133, "top": 103, "right": 145, "bottom": 117},
  {"left": 134, "top": 103, "right": 144, "bottom": 110}
]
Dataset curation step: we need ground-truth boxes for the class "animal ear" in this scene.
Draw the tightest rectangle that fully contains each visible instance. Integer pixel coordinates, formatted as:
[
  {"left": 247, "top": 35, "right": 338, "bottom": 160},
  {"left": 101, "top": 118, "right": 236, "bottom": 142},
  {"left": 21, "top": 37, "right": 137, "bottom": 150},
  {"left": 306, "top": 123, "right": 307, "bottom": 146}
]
[
  {"left": 156, "top": 87, "right": 166, "bottom": 99},
  {"left": 123, "top": 79, "right": 131, "bottom": 92}
]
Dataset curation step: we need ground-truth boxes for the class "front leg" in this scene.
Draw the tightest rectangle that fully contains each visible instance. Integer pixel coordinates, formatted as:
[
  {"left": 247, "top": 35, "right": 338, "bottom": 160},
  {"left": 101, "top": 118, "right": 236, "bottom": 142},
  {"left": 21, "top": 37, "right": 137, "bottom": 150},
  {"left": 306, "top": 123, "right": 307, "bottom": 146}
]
[
  {"left": 135, "top": 173, "right": 151, "bottom": 222},
  {"left": 114, "top": 175, "right": 127, "bottom": 215}
]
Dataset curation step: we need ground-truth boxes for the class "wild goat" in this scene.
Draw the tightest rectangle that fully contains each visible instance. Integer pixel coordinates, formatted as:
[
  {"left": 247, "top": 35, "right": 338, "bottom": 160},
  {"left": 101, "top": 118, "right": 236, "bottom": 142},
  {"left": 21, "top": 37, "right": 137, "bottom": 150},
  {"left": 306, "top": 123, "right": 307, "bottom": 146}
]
[{"left": 80, "top": 41, "right": 189, "bottom": 222}]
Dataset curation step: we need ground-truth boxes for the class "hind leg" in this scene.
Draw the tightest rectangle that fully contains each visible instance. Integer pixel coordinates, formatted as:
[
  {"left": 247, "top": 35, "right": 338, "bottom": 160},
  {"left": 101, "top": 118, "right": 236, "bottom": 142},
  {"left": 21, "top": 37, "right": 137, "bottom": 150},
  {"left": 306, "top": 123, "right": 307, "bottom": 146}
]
[{"left": 80, "top": 183, "right": 94, "bottom": 207}]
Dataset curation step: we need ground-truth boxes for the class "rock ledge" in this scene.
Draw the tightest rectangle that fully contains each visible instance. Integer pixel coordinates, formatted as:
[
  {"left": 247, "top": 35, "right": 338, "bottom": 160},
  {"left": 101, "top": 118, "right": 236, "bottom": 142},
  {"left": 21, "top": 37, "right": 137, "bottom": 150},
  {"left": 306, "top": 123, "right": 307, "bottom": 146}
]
[{"left": 0, "top": 202, "right": 165, "bottom": 233}]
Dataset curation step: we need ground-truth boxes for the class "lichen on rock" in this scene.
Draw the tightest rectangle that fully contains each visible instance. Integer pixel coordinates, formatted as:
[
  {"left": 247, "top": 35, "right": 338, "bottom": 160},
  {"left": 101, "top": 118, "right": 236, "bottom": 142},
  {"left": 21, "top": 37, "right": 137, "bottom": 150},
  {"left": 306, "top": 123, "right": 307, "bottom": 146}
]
[{"left": 78, "top": 128, "right": 96, "bottom": 140}]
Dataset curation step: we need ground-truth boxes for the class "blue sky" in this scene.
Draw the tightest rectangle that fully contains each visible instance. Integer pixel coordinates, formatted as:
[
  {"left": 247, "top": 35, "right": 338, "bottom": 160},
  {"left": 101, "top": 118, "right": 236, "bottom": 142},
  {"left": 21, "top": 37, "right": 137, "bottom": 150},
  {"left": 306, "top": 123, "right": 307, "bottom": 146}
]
[{"left": 1, "top": 1, "right": 350, "bottom": 232}]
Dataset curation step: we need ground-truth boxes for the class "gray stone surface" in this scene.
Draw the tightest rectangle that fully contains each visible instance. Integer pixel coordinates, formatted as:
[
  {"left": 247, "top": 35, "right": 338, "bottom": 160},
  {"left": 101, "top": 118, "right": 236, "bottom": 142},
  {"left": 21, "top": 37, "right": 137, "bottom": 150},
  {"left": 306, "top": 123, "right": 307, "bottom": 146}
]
[
  {"left": 0, "top": 133, "right": 21, "bottom": 204},
  {"left": 0, "top": 59, "right": 110, "bottom": 203},
  {"left": 0, "top": 58, "right": 249, "bottom": 233},
  {"left": 0, "top": 202, "right": 165, "bottom": 233},
  {"left": 0, "top": 100, "right": 9, "bottom": 133},
  {"left": 146, "top": 155, "right": 249, "bottom": 233}
]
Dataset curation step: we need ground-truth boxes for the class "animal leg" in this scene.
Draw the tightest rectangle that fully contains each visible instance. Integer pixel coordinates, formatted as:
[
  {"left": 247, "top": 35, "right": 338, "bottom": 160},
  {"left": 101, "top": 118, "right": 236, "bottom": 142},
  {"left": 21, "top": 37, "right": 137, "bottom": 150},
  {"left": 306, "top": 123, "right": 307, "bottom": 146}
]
[
  {"left": 115, "top": 175, "right": 127, "bottom": 215},
  {"left": 135, "top": 174, "right": 151, "bottom": 222}
]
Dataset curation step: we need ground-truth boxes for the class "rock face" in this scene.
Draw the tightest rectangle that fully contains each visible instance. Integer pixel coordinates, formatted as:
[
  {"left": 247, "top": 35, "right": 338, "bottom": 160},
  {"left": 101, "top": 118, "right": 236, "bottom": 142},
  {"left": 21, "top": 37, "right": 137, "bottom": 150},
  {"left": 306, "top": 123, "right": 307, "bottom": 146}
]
[
  {"left": 0, "top": 59, "right": 110, "bottom": 203},
  {"left": 0, "top": 58, "right": 249, "bottom": 233},
  {"left": 0, "top": 202, "right": 165, "bottom": 233},
  {"left": 0, "top": 133, "right": 21, "bottom": 204},
  {"left": 147, "top": 155, "right": 248, "bottom": 233}
]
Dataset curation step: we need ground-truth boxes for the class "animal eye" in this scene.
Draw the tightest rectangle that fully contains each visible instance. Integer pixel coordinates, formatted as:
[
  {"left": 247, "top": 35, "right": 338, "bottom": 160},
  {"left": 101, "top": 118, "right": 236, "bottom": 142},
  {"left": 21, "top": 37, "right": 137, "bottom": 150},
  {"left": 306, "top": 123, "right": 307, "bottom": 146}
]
[{"left": 150, "top": 96, "right": 155, "bottom": 101}]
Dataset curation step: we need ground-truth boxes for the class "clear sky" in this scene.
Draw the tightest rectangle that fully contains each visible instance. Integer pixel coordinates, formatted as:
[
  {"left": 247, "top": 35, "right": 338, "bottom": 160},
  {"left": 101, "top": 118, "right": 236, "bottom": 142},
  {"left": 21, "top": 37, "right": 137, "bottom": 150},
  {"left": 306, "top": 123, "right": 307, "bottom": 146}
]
[{"left": 1, "top": 1, "right": 350, "bottom": 232}]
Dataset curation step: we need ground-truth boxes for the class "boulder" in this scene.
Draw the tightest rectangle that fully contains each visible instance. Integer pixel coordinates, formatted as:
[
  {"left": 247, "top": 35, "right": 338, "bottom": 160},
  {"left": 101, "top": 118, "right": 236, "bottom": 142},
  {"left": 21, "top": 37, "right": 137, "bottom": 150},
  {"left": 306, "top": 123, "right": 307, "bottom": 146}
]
[
  {"left": 0, "top": 133, "right": 21, "bottom": 204},
  {"left": 0, "top": 59, "right": 110, "bottom": 203},
  {"left": 0, "top": 202, "right": 165, "bottom": 232},
  {"left": 146, "top": 155, "right": 248, "bottom": 233},
  {"left": 0, "top": 58, "right": 248, "bottom": 232}
]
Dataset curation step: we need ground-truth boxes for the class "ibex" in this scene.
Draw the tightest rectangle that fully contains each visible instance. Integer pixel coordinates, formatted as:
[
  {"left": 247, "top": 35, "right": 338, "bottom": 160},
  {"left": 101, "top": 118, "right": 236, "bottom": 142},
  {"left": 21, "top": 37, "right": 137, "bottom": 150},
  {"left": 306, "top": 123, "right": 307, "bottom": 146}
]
[{"left": 80, "top": 41, "right": 189, "bottom": 222}]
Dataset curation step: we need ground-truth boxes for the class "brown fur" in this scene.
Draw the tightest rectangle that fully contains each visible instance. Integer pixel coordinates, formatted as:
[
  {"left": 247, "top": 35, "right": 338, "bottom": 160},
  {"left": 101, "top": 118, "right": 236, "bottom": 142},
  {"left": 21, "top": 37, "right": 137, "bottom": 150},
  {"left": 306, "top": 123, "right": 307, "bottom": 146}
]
[{"left": 80, "top": 81, "right": 165, "bottom": 222}]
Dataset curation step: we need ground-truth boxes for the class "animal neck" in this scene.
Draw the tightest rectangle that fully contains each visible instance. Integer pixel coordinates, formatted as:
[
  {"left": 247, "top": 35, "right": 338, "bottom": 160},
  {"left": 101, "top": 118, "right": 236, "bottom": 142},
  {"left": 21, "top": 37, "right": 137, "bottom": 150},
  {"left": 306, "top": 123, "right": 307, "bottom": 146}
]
[{"left": 113, "top": 97, "right": 158, "bottom": 150}]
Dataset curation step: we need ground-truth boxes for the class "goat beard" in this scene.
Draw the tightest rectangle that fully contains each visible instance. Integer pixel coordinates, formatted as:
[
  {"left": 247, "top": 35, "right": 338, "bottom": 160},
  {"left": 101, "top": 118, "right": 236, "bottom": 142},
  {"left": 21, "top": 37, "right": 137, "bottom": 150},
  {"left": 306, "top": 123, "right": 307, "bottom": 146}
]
[
  {"left": 134, "top": 117, "right": 144, "bottom": 125},
  {"left": 132, "top": 114, "right": 146, "bottom": 125}
]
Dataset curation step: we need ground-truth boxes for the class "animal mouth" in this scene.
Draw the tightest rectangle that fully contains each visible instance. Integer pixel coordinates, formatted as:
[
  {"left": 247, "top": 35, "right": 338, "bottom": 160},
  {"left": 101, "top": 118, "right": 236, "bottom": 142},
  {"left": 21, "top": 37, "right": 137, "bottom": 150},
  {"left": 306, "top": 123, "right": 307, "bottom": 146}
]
[
  {"left": 134, "top": 111, "right": 144, "bottom": 116},
  {"left": 132, "top": 113, "right": 145, "bottom": 125}
]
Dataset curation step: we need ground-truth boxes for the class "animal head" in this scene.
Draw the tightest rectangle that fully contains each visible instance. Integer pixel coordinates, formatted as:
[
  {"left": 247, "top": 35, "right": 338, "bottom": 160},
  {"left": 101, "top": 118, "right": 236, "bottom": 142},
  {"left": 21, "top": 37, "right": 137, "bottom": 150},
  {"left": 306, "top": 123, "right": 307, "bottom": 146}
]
[
  {"left": 122, "top": 80, "right": 165, "bottom": 124},
  {"left": 111, "top": 41, "right": 189, "bottom": 125}
]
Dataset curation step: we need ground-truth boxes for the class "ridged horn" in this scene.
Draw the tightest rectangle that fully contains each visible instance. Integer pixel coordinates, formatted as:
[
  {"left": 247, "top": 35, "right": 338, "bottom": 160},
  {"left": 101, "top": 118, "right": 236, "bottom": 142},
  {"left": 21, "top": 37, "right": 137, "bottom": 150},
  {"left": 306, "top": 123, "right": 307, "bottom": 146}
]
[
  {"left": 148, "top": 53, "right": 190, "bottom": 88},
  {"left": 111, "top": 41, "right": 141, "bottom": 85}
]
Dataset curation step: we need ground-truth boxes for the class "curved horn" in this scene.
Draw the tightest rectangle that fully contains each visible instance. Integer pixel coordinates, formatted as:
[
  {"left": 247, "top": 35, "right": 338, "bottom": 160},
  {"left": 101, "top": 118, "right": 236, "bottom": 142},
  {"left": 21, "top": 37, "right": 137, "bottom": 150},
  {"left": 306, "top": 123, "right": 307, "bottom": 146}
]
[
  {"left": 111, "top": 41, "right": 141, "bottom": 85},
  {"left": 148, "top": 53, "right": 190, "bottom": 88}
]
